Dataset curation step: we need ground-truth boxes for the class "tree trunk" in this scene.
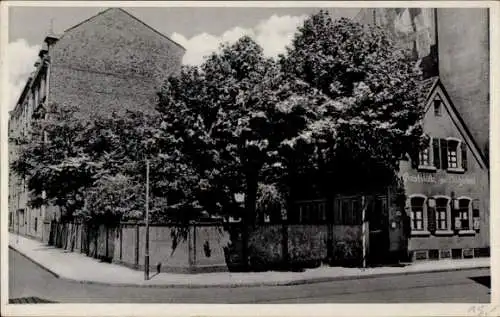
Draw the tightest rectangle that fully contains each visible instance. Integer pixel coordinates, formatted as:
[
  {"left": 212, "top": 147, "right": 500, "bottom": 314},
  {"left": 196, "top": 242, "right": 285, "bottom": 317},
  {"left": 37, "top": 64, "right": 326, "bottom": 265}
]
[{"left": 242, "top": 172, "right": 258, "bottom": 270}]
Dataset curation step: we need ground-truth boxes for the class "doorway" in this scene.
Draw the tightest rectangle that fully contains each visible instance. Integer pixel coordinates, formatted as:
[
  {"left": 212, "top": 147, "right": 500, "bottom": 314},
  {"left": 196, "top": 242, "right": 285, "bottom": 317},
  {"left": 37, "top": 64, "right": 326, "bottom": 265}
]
[{"left": 367, "top": 196, "right": 390, "bottom": 265}]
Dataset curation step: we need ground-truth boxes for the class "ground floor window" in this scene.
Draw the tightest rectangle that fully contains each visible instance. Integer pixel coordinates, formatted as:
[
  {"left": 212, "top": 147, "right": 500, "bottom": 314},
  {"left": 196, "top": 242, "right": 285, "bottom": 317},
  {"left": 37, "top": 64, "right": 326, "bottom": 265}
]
[
  {"left": 410, "top": 196, "right": 426, "bottom": 231},
  {"left": 457, "top": 197, "right": 472, "bottom": 230},
  {"left": 435, "top": 197, "right": 449, "bottom": 230}
]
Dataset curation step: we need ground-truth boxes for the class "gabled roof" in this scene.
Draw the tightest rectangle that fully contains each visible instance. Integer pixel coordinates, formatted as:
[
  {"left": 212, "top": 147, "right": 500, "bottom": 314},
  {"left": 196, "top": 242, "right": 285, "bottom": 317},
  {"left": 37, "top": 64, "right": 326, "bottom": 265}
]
[
  {"left": 424, "top": 78, "right": 489, "bottom": 169},
  {"left": 420, "top": 76, "right": 439, "bottom": 101},
  {"left": 62, "top": 7, "right": 185, "bottom": 51}
]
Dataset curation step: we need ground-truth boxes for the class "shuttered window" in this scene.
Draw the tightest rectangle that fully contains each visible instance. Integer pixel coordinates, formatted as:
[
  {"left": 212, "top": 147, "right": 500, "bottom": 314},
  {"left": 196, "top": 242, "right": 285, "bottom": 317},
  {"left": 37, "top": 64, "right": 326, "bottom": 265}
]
[
  {"left": 440, "top": 139, "right": 448, "bottom": 170},
  {"left": 435, "top": 198, "right": 449, "bottom": 230},
  {"left": 433, "top": 139, "right": 441, "bottom": 169},
  {"left": 461, "top": 142, "right": 468, "bottom": 171},
  {"left": 410, "top": 197, "right": 425, "bottom": 231}
]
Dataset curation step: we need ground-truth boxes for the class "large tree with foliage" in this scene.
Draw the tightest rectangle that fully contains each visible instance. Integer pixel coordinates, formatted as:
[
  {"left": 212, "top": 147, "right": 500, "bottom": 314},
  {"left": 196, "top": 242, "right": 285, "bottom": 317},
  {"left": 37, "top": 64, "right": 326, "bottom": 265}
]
[
  {"left": 280, "top": 11, "right": 426, "bottom": 195},
  {"left": 157, "top": 36, "right": 329, "bottom": 225}
]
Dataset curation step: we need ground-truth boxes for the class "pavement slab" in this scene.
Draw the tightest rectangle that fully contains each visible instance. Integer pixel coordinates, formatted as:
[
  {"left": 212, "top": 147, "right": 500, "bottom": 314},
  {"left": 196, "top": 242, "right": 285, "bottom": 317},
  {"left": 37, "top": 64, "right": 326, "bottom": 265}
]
[{"left": 8, "top": 233, "right": 490, "bottom": 289}]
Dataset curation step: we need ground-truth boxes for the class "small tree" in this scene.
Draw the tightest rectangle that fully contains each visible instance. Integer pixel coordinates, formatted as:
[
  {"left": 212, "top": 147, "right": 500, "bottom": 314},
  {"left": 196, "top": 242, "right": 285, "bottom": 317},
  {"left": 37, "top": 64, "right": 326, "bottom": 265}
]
[{"left": 10, "top": 104, "right": 96, "bottom": 220}]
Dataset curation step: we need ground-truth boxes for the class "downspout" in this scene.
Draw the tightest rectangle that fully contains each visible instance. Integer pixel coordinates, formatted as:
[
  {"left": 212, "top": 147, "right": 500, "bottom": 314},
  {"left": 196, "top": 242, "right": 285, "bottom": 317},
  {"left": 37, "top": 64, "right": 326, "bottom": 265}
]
[
  {"left": 41, "top": 38, "right": 53, "bottom": 225},
  {"left": 434, "top": 8, "right": 440, "bottom": 76}
]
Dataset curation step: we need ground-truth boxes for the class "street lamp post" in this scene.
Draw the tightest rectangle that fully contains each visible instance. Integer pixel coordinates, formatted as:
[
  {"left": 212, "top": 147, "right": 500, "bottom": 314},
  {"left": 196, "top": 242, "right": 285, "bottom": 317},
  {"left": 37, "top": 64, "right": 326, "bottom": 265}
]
[{"left": 144, "top": 159, "right": 150, "bottom": 281}]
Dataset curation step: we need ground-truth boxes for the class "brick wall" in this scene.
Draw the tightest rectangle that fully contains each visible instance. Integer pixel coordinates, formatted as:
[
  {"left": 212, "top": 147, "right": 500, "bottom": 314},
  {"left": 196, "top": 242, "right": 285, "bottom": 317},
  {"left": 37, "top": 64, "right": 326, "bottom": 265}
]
[{"left": 49, "top": 8, "right": 185, "bottom": 118}]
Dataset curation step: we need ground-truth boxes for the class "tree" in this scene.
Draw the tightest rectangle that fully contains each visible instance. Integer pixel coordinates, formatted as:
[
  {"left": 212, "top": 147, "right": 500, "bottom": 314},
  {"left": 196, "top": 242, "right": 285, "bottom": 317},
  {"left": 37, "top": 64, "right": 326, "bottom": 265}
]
[
  {"left": 280, "top": 11, "right": 426, "bottom": 195},
  {"left": 157, "top": 36, "right": 330, "bottom": 223},
  {"left": 10, "top": 103, "right": 96, "bottom": 220}
]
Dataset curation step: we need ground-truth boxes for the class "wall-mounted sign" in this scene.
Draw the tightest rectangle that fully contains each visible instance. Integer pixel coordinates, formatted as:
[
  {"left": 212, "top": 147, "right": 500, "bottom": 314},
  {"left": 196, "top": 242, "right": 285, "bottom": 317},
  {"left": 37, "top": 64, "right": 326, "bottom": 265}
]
[{"left": 402, "top": 172, "right": 476, "bottom": 187}]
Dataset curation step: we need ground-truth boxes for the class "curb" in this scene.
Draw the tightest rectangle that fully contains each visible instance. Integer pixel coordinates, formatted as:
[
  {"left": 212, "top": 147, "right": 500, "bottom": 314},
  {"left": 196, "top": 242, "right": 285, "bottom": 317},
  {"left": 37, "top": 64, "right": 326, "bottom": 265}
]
[
  {"left": 9, "top": 245, "right": 490, "bottom": 289},
  {"left": 9, "top": 245, "right": 61, "bottom": 279}
]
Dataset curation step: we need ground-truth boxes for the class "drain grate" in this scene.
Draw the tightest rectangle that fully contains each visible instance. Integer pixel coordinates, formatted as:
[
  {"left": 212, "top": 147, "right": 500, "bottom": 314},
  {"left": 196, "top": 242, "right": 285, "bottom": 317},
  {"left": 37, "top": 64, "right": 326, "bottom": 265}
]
[{"left": 9, "top": 297, "right": 56, "bottom": 304}]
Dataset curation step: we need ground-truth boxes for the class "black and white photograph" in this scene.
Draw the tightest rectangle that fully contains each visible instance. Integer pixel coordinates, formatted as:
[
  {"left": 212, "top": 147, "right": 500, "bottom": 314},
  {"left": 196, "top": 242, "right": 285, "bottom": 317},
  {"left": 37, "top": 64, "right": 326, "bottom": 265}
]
[{"left": 1, "top": 1, "right": 497, "bottom": 315}]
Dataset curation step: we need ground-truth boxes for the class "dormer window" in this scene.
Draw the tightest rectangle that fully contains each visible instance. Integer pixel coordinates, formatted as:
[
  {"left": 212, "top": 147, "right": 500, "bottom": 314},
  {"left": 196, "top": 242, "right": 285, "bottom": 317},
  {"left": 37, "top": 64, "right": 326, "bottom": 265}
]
[{"left": 434, "top": 99, "right": 442, "bottom": 116}]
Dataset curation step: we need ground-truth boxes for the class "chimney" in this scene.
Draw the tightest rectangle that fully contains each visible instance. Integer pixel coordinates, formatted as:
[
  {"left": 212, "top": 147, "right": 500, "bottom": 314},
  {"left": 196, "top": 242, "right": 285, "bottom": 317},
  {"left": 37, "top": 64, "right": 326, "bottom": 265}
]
[{"left": 44, "top": 34, "right": 59, "bottom": 47}]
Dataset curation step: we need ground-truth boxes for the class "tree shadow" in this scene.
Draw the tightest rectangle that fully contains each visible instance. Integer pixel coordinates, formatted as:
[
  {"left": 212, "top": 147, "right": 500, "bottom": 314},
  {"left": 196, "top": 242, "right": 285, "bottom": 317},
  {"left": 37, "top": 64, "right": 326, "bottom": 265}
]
[{"left": 469, "top": 275, "right": 491, "bottom": 289}]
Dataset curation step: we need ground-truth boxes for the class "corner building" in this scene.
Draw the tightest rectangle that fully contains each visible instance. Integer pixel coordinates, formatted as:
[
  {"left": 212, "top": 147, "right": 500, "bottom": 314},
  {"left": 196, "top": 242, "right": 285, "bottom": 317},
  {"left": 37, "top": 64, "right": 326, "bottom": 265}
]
[
  {"left": 8, "top": 8, "right": 185, "bottom": 241},
  {"left": 354, "top": 8, "right": 490, "bottom": 261}
]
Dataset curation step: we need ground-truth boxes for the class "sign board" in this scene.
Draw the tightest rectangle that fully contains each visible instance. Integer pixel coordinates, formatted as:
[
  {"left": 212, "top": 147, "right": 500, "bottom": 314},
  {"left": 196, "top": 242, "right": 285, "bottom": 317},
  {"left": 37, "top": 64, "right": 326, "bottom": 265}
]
[{"left": 402, "top": 172, "right": 476, "bottom": 187}]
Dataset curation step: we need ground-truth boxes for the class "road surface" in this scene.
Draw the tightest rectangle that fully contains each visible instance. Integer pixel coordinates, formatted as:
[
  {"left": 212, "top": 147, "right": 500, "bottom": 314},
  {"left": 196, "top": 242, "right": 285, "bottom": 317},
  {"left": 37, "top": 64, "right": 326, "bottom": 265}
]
[{"left": 9, "top": 249, "right": 490, "bottom": 303}]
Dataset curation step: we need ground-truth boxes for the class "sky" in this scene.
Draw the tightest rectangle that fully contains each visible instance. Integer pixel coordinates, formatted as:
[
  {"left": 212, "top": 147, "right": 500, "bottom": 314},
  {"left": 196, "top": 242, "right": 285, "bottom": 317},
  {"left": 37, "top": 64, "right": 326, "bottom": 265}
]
[{"left": 6, "top": 5, "right": 360, "bottom": 110}]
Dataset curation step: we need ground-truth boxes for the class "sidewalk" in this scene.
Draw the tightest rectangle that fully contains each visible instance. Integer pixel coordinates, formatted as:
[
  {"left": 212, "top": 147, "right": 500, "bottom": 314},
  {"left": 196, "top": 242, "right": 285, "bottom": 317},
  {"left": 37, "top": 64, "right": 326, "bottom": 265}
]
[{"left": 9, "top": 233, "right": 490, "bottom": 289}]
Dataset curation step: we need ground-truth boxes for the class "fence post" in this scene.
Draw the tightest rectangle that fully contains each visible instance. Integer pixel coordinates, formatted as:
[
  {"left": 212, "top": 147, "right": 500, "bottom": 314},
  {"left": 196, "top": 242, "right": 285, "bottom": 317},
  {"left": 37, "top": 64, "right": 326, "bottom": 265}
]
[
  {"left": 105, "top": 225, "right": 109, "bottom": 259},
  {"left": 120, "top": 224, "right": 123, "bottom": 261},
  {"left": 362, "top": 195, "right": 368, "bottom": 269},
  {"left": 193, "top": 223, "right": 197, "bottom": 267},
  {"left": 135, "top": 224, "right": 139, "bottom": 269},
  {"left": 94, "top": 224, "right": 98, "bottom": 259},
  {"left": 281, "top": 221, "right": 289, "bottom": 269}
]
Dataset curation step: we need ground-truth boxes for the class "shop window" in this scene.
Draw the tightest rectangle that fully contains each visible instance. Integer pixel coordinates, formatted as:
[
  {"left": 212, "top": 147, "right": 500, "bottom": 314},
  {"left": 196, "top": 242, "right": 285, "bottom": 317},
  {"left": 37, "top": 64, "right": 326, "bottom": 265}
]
[
  {"left": 435, "top": 197, "right": 450, "bottom": 231},
  {"left": 409, "top": 196, "right": 426, "bottom": 232}
]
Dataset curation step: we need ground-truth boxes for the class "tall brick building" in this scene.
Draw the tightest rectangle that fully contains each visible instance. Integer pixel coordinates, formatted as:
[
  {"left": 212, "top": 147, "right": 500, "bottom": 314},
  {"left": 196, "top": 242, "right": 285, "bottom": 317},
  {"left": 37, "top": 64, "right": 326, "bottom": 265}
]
[{"left": 8, "top": 8, "right": 185, "bottom": 239}]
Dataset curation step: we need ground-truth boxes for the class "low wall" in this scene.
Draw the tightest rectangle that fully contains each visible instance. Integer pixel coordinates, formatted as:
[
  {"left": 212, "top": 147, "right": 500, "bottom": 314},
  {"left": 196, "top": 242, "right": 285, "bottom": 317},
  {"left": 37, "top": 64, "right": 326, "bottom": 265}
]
[{"left": 45, "top": 221, "right": 363, "bottom": 273}]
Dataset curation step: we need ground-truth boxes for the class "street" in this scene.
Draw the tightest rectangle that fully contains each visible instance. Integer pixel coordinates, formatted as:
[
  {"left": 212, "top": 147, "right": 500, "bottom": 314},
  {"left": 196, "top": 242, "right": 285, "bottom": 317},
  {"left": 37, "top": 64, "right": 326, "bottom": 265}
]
[{"left": 9, "top": 249, "right": 490, "bottom": 303}]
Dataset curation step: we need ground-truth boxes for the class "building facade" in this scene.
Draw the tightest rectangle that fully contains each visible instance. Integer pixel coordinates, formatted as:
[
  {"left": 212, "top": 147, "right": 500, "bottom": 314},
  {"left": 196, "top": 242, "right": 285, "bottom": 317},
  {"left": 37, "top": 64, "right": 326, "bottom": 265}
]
[
  {"left": 354, "top": 8, "right": 490, "bottom": 261},
  {"left": 398, "top": 79, "right": 489, "bottom": 260},
  {"left": 290, "top": 8, "right": 490, "bottom": 263},
  {"left": 8, "top": 8, "right": 185, "bottom": 239},
  {"left": 355, "top": 8, "right": 490, "bottom": 160}
]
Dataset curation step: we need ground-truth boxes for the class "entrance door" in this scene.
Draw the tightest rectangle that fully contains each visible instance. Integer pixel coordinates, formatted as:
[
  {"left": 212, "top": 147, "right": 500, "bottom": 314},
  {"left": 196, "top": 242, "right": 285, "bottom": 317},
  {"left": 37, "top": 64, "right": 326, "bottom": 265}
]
[{"left": 367, "top": 196, "right": 390, "bottom": 265}]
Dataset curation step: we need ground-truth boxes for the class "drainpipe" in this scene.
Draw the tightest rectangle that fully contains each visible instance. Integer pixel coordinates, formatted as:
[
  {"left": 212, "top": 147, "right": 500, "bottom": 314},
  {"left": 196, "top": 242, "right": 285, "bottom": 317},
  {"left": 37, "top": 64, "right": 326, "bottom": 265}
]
[{"left": 41, "top": 35, "right": 57, "bottom": 225}]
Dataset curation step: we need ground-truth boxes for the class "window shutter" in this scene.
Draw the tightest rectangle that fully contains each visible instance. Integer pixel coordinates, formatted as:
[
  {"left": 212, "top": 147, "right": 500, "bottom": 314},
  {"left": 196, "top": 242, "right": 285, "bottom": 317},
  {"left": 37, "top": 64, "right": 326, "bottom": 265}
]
[
  {"left": 461, "top": 142, "right": 468, "bottom": 171},
  {"left": 433, "top": 139, "right": 441, "bottom": 169},
  {"left": 451, "top": 208, "right": 459, "bottom": 231},
  {"left": 427, "top": 206, "right": 436, "bottom": 233},
  {"left": 440, "top": 139, "right": 448, "bottom": 169}
]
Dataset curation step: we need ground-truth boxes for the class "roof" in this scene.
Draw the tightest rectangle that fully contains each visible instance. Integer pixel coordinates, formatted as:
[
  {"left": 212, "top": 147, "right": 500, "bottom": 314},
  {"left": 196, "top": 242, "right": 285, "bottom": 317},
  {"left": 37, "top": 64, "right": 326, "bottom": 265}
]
[
  {"left": 424, "top": 78, "right": 489, "bottom": 169},
  {"left": 63, "top": 8, "right": 185, "bottom": 52},
  {"left": 420, "top": 76, "right": 439, "bottom": 101}
]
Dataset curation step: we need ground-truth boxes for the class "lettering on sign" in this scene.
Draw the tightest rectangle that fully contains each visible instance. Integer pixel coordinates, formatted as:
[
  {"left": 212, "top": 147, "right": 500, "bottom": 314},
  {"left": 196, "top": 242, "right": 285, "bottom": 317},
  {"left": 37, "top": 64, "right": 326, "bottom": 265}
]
[{"left": 402, "top": 172, "right": 476, "bottom": 187}]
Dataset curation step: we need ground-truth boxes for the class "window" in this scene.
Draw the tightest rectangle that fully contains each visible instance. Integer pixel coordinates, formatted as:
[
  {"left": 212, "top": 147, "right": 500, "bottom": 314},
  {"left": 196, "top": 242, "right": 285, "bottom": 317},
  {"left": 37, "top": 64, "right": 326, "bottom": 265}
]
[
  {"left": 297, "top": 200, "right": 328, "bottom": 224},
  {"left": 419, "top": 141, "right": 431, "bottom": 167},
  {"left": 419, "top": 138, "right": 468, "bottom": 172},
  {"left": 457, "top": 199, "right": 471, "bottom": 230},
  {"left": 447, "top": 139, "right": 459, "bottom": 168},
  {"left": 435, "top": 198, "right": 449, "bottom": 230},
  {"left": 434, "top": 99, "right": 442, "bottom": 116},
  {"left": 333, "top": 197, "right": 362, "bottom": 225},
  {"left": 318, "top": 202, "right": 326, "bottom": 222},
  {"left": 410, "top": 196, "right": 425, "bottom": 231}
]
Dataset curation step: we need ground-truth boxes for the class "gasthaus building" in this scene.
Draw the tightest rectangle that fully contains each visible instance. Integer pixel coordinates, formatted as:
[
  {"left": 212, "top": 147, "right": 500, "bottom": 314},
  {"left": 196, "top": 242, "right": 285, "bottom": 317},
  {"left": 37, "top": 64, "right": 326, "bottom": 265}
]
[
  {"left": 290, "top": 76, "right": 490, "bottom": 265},
  {"left": 398, "top": 77, "right": 490, "bottom": 261}
]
